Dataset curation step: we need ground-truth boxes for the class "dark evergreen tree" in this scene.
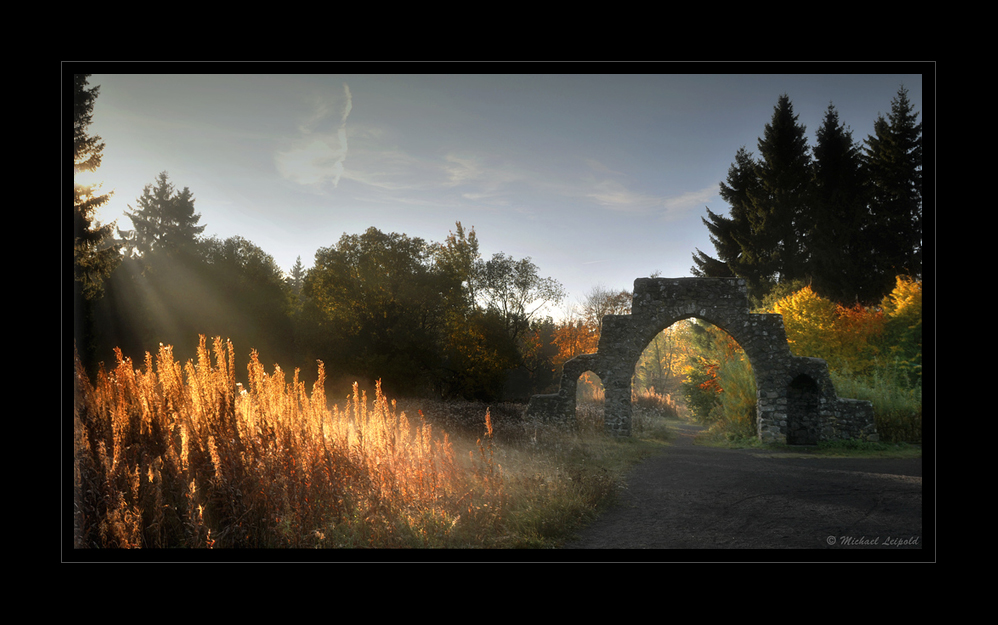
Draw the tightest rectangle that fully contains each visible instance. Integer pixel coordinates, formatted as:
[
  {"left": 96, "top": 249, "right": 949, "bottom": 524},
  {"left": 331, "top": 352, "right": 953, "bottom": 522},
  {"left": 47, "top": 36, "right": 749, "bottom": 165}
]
[
  {"left": 692, "top": 148, "right": 762, "bottom": 291},
  {"left": 693, "top": 96, "right": 813, "bottom": 304},
  {"left": 749, "top": 94, "right": 813, "bottom": 287},
  {"left": 74, "top": 74, "right": 120, "bottom": 369},
  {"left": 73, "top": 74, "right": 120, "bottom": 300},
  {"left": 807, "top": 103, "right": 870, "bottom": 304},
  {"left": 861, "top": 85, "right": 923, "bottom": 299},
  {"left": 119, "top": 172, "right": 205, "bottom": 258},
  {"left": 286, "top": 256, "right": 305, "bottom": 296}
]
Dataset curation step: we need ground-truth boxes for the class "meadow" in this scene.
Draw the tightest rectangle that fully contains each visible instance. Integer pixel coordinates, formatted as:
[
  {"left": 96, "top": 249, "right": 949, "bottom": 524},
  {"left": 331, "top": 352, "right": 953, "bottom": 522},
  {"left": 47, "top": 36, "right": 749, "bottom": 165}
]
[{"left": 72, "top": 336, "right": 670, "bottom": 550}]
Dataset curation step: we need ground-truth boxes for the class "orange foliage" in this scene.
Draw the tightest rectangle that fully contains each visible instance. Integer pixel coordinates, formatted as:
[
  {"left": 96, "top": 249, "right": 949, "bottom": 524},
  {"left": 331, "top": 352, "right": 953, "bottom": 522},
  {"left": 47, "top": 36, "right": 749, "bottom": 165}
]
[
  {"left": 699, "top": 361, "right": 723, "bottom": 395},
  {"left": 770, "top": 283, "right": 908, "bottom": 377},
  {"left": 552, "top": 320, "right": 599, "bottom": 366}
]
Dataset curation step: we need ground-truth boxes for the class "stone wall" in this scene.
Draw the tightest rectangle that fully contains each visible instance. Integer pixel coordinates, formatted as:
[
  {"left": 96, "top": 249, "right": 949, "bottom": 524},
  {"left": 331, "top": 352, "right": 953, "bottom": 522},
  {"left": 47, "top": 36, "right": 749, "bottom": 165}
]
[{"left": 524, "top": 277, "right": 877, "bottom": 444}]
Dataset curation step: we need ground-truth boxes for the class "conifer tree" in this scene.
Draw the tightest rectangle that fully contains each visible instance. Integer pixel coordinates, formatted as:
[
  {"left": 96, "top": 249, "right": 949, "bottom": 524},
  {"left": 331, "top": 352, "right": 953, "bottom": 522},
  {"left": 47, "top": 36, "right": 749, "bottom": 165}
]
[
  {"left": 749, "top": 94, "right": 813, "bottom": 287},
  {"left": 693, "top": 96, "right": 812, "bottom": 302},
  {"left": 807, "top": 103, "right": 870, "bottom": 303},
  {"left": 862, "top": 85, "right": 922, "bottom": 297},
  {"left": 119, "top": 172, "right": 205, "bottom": 258},
  {"left": 74, "top": 74, "right": 121, "bottom": 371},
  {"left": 692, "top": 147, "right": 762, "bottom": 290},
  {"left": 73, "top": 74, "right": 120, "bottom": 300},
  {"left": 286, "top": 255, "right": 305, "bottom": 296}
]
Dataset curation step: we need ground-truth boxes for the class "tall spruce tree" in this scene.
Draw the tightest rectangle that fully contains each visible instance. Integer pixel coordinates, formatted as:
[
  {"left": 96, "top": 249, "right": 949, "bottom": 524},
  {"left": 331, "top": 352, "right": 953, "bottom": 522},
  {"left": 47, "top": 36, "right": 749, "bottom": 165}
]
[
  {"left": 693, "top": 95, "right": 813, "bottom": 303},
  {"left": 286, "top": 255, "right": 305, "bottom": 296},
  {"left": 692, "top": 148, "right": 758, "bottom": 283},
  {"left": 749, "top": 94, "right": 813, "bottom": 287},
  {"left": 73, "top": 74, "right": 120, "bottom": 300},
  {"left": 862, "top": 85, "right": 922, "bottom": 299},
  {"left": 808, "top": 103, "right": 870, "bottom": 304},
  {"left": 119, "top": 171, "right": 205, "bottom": 258},
  {"left": 74, "top": 74, "right": 121, "bottom": 370}
]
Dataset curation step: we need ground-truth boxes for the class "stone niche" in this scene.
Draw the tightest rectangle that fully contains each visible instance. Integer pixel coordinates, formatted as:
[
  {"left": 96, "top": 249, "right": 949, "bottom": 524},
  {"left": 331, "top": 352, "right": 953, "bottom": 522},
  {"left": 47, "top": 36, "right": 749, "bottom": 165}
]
[{"left": 524, "top": 277, "right": 878, "bottom": 443}]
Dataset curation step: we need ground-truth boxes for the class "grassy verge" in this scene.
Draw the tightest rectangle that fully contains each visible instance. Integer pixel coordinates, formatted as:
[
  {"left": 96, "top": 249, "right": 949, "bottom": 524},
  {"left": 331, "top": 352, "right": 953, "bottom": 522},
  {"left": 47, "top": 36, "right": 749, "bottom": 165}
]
[{"left": 693, "top": 429, "right": 921, "bottom": 458}]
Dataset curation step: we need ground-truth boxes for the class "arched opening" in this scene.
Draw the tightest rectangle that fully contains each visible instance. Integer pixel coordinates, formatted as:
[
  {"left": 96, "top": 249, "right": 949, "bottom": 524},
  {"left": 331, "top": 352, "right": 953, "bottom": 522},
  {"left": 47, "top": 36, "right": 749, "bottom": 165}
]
[
  {"left": 576, "top": 371, "right": 605, "bottom": 435},
  {"left": 787, "top": 374, "right": 820, "bottom": 445},
  {"left": 632, "top": 318, "right": 756, "bottom": 439},
  {"left": 632, "top": 321, "right": 689, "bottom": 420}
]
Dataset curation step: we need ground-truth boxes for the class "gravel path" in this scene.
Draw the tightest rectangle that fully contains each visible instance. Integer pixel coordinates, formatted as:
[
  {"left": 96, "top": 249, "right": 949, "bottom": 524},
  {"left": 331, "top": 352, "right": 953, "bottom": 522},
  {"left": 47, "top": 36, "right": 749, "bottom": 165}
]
[{"left": 560, "top": 420, "right": 925, "bottom": 558}]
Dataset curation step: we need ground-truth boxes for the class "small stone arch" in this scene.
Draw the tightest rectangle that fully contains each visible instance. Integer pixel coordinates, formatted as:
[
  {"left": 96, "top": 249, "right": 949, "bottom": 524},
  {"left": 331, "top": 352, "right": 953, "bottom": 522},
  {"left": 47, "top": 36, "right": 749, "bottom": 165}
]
[
  {"left": 525, "top": 278, "right": 878, "bottom": 443},
  {"left": 575, "top": 370, "right": 604, "bottom": 404}
]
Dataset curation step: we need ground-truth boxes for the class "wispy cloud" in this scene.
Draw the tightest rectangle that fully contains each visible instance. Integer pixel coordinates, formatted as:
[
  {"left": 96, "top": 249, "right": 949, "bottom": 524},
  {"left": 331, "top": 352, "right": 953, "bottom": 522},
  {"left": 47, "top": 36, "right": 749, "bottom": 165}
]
[
  {"left": 577, "top": 160, "right": 714, "bottom": 220},
  {"left": 275, "top": 83, "right": 352, "bottom": 188}
]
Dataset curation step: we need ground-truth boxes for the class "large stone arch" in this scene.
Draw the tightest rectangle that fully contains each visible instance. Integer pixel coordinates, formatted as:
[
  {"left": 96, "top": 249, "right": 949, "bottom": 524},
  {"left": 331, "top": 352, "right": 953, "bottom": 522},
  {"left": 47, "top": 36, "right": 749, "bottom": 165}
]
[{"left": 525, "top": 278, "right": 877, "bottom": 443}]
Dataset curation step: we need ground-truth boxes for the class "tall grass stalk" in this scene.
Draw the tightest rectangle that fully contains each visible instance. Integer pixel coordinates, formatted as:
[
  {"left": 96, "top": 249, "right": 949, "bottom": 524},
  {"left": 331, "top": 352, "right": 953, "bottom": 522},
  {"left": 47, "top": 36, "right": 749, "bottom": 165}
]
[{"left": 73, "top": 336, "right": 642, "bottom": 549}]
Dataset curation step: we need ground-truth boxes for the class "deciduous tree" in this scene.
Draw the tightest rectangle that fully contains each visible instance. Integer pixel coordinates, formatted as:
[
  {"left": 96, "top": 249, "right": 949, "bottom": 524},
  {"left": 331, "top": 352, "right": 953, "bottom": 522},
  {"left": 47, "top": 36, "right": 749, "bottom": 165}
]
[
  {"left": 471, "top": 252, "right": 565, "bottom": 344},
  {"left": 579, "top": 283, "right": 631, "bottom": 342},
  {"left": 303, "top": 227, "right": 453, "bottom": 396}
]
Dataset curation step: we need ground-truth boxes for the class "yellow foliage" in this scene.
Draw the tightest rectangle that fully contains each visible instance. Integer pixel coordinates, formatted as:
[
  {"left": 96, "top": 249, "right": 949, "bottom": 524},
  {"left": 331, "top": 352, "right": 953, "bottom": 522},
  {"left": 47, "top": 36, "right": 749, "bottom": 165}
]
[
  {"left": 770, "top": 285, "right": 887, "bottom": 377},
  {"left": 881, "top": 275, "right": 922, "bottom": 320},
  {"left": 771, "top": 285, "right": 838, "bottom": 354}
]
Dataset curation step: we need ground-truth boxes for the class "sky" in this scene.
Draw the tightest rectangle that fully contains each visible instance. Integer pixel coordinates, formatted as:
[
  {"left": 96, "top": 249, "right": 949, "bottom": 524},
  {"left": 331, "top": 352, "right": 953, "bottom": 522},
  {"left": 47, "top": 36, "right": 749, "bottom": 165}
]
[{"left": 74, "top": 70, "right": 927, "bottom": 320}]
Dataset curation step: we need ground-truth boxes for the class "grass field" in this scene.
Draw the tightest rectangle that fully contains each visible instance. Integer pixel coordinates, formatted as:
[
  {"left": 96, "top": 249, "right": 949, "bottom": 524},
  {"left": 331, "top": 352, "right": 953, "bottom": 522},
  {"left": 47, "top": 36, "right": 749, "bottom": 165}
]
[{"left": 72, "top": 336, "right": 671, "bottom": 550}]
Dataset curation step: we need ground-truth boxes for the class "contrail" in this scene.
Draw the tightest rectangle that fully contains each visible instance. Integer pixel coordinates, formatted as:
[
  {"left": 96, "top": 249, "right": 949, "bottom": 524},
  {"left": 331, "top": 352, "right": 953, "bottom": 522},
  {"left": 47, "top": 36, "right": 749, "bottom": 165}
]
[{"left": 276, "top": 82, "right": 353, "bottom": 188}]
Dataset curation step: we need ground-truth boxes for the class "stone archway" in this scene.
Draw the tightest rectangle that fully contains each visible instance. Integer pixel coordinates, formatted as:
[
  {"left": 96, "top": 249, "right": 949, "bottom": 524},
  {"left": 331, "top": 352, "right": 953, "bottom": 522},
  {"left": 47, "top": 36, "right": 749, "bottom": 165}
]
[{"left": 525, "top": 278, "right": 878, "bottom": 443}]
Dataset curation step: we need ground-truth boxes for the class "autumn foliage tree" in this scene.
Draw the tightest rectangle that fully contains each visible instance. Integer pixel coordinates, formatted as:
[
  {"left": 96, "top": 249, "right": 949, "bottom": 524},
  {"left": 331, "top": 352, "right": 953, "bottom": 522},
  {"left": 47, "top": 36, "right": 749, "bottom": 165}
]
[{"left": 770, "top": 277, "right": 921, "bottom": 382}]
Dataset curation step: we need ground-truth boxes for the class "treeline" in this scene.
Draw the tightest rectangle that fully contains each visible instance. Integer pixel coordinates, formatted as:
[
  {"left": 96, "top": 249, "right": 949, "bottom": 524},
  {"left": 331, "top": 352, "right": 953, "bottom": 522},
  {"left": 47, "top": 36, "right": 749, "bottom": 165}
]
[
  {"left": 82, "top": 201, "right": 571, "bottom": 402},
  {"left": 72, "top": 75, "right": 578, "bottom": 402},
  {"left": 692, "top": 87, "right": 922, "bottom": 306}
]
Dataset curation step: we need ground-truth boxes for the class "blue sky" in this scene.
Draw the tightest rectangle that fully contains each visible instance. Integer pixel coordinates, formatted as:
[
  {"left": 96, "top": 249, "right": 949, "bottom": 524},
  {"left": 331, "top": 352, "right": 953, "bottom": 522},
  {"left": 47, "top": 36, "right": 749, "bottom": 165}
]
[{"left": 75, "top": 70, "right": 926, "bottom": 319}]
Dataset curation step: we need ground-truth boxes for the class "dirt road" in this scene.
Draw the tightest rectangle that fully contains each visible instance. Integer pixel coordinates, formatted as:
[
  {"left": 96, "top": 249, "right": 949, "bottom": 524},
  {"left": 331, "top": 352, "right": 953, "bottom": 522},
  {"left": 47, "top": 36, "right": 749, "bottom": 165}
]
[{"left": 560, "top": 420, "right": 926, "bottom": 558}]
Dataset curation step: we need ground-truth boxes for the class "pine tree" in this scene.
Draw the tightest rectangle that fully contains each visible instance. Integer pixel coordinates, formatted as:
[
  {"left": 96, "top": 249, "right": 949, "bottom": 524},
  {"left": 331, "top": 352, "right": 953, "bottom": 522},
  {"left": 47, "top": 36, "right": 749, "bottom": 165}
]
[
  {"left": 692, "top": 147, "right": 764, "bottom": 292},
  {"left": 283, "top": 255, "right": 304, "bottom": 295},
  {"left": 73, "top": 74, "right": 120, "bottom": 300},
  {"left": 693, "top": 96, "right": 813, "bottom": 303},
  {"left": 74, "top": 74, "right": 122, "bottom": 371},
  {"left": 119, "top": 172, "right": 205, "bottom": 258},
  {"left": 749, "top": 94, "right": 813, "bottom": 286},
  {"left": 862, "top": 85, "right": 922, "bottom": 297},
  {"left": 807, "top": 103, "right": 870, "bottom": 304}
]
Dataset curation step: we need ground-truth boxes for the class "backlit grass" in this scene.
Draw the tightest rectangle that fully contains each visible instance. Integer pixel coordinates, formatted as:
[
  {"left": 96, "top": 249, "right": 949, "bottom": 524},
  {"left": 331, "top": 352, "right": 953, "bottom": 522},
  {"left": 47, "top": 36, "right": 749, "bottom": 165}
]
[{"left": 73, "top": 335, "right": 648, "bottom": 549}]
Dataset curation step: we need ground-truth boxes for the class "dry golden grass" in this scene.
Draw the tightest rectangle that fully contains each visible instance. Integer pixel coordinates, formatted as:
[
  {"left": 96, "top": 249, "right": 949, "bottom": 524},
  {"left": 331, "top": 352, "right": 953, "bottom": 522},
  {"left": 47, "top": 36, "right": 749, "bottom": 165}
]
[
  {"left": 73, "top": 335, "right": 513, "bottom": 549},
  {"left": 73, "top": 335, "right": 667, "bottom": 551}
]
